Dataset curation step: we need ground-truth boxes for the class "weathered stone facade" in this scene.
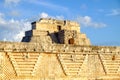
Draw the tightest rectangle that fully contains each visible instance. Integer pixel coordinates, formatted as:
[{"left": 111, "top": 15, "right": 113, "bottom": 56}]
[
  {"left": 22, "top": 18, "right": 90, "bottom": 45},
  {"left": 0, "top": 18, "right": 120, "bottom": 80}
]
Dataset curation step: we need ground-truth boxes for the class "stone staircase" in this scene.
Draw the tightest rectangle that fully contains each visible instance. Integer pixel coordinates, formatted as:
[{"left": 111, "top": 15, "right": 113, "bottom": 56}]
[
  {"left": 57, "top": 54, "right": 86, "bottom": 76},
  {"left": 7, "top": 52, "right": 41, "bottom": 76},
  {"left": 100, "top": 54, "right": 120, "bottom": 75}
]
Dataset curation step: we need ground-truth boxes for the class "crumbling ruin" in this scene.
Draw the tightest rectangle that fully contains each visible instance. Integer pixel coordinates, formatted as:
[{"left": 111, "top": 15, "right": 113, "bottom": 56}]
[{"left": 0, "top": 18, "right": 120, "bottom": 80}]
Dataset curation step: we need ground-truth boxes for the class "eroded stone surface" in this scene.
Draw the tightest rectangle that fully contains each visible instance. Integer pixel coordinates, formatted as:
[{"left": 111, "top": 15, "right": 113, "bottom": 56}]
[{"left": 0, "top": 18, "right": 120, "bottom": 80}]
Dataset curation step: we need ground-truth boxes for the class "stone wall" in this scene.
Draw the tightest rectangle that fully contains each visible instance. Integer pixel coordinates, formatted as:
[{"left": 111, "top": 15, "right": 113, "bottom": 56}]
[
  {"left": 32, "top": 18, "right": 80, "bottom": 33},
  {"left": 22, "top": 18, "right": 90, "bottom": 45},
  {"left": 0, "top": 42, "right": 120, "bottom": 80},
  {"left": 58, "top": 30, "right": 90, "bottom": 45},
  {"left": 0, "top": 18, "right": 120, "bottom": 80}
]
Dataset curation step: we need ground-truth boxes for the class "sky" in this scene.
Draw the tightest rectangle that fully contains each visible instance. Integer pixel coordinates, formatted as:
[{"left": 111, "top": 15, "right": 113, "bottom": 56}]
[{"left": 0, "top": 0, "right": 120, "bottom": 46}]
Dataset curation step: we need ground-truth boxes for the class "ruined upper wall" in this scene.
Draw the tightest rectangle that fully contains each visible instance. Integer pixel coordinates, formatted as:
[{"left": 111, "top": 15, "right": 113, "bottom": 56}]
[{"left": 31, "top": 18, "right": 80, "bottom": 33}]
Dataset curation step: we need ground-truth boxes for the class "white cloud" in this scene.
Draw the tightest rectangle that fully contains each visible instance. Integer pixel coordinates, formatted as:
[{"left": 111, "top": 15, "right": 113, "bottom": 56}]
[
  {"left": 0, "top": 12, "right": 64, "bottom": 42},
  {"left": 13, "top": 31, "right": 24, "bottom": 42},
  {"left": 40, "top": 12, "right": 48, "bottom": 18},
  {"left": 26, "top": 12, "right": 64, "bottom": 22},
  {"left": 39, "top": 12, "right": 64, "bottom": 20},
  {"left": 0, "top": 13, "right": 4, "bottom": 17},
  {"left": 0, "top": 13, "right": 5, "bottom": 24},
  {"left": 107, "top": 9, "right": 120, "bottom": 16},
  {"left": 4, "top": 0, "right": 20, "bottom": 7},
  {"left": 76, "top": 16, "right": 106, "bottom": 28},
  {"left": 0, "top": 12, "right": 31, "bottom": 42},
  {"left": 5, "top": 0, "right": 20, "bottom": 4}
]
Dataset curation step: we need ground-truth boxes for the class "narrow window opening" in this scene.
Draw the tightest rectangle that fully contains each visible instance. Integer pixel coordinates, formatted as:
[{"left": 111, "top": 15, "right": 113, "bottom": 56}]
[
  {"left": 57, "top": 25, "right": 61, "bottom": 31},
  {"left": 112, "top": 55, "right": 115, "bottom": 60}
]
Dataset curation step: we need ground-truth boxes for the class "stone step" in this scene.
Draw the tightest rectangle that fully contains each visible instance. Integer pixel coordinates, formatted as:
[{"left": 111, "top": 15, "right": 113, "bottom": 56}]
[
  {"left": 65, "top": 67, "right": 79, "bottom": 69},
  {"left": 63, "top": 63, "right": 83, "bottom": 65},
  {"left": 17, "top": 64, "right": 35, "bottom": 66},
  {"left": 66, "top": 73, "right": 78, "bottom": 76},
  {"left": 63, "top": 65, "right": 81, "bottom": 68},
  {"left": 106, "top": 65, "right": 119, "bottom": 68},
  {"left": 103, "top": 63, "right": 120, "bottom": 65},
  {"left": 59, "top": 55, "right": 85, "bottom": 57},
  {"left": 12, "top": 53, "right": 40, "bottom": 55},
  {"left": 107, "top": 69, "right": 118, "bottom": 71},
  {"left": 14, "top": 57, "right": 38, "bottom": 59},
  {"left": 106, "top": 70, "right": 118, "bottom": 73},
  {"left": 60, "top": 60, "right": 84, "bottom": 63},
  {"left": 12, "top": 55, "right": 40, "bottom": 58},
  {"left": 59, "top": 57, "right": 85, "bottom": 60},
  {"left": 64, "top": 68, "right": 79, "bottom": 71},
  {"left": 106, "top": 67, "right": 119, "bottom": 69},
  {"left": 17, "top": 62, "right": 36, "bottom": 65},
  {"left": 16, "top": 68, "right": 33, "bottom": 70},
  {"left": 15, "top": 58, "right": 38, "bottom": 61},
  {"left": 59, "top": 54, "right": 85, "bottom": 59},
  {"left": 17, "top": 73, "right": 32, "bottom": 76},
  {"left": 60, "top": 57, "right": 85, "bottom": 59},
  {"left": 107, "top": 72, "right": 118, "bottom": 74},
  {"left": 65, "top": 70, "right": 79, "bottom": 74},
  {"left": 107, "top": 71, "right": 118, "bottom": 74},
  {"left": 107, "top": 72, "right": 117, "bottom": 74},
  {"left": 106, "top": 69, "right": 119, "bottom": 72},
  {"left": 18, "top": 64, "right": 35, "bottom": 67},
  {"left": 20, "top": 70, "right": 33, "bottom": 72},
  {"left": 65, "top": 71, "right": 79, "bottom": 75},
  {"left": 101, "top": 56, "right": 118, "bottom": 58},
  {"left": 17, "top": 73, "right": 32, "bottom": 75},
  {"left": 18, "top": 65, "right": 35, "bottom": 68},
  {"left": 65, "top": 70, "right": 79, "bottom": 73},
  {"left": 17, "top": 72, "right": 32, "bottom": 74},
  {"left": 18, "top": 69, "right": 33, "bottom": 72},
  {"left": 66, "top": 73, "right": 78, "bottom": 75},
  {"left": 12, "top": 56, "right": 39, "bottom": 58},
  {"left": 102, "top": 59, "right": 120, "bottom": 61},
  {"left": 65, "top": 71, "right": 78, "bottom": 73},
  {"left": 17, "top": 61, "right": 36, "bottom": 64},
  {"left": 102, "top": 59, "right": 120, "bottom": 63},
  {"left": 102, "top": 58, "right": 120, "bottom": 60}
]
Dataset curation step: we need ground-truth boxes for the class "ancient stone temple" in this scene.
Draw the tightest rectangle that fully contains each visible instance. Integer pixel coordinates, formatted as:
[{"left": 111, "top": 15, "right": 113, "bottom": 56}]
[{"left": 0, "top": 18, "right": 120, "bottom": 80}]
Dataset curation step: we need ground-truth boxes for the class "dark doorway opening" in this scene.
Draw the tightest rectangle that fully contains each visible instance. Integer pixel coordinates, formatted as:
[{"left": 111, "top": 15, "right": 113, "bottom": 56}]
[{"left": 68, "top": 38, "right": 74, "bottom": 44}]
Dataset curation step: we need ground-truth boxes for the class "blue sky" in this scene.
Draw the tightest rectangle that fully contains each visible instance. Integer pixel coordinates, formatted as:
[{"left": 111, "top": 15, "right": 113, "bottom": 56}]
[{"left": 0, "top": 0, "right": 120, "bottom": 46}]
